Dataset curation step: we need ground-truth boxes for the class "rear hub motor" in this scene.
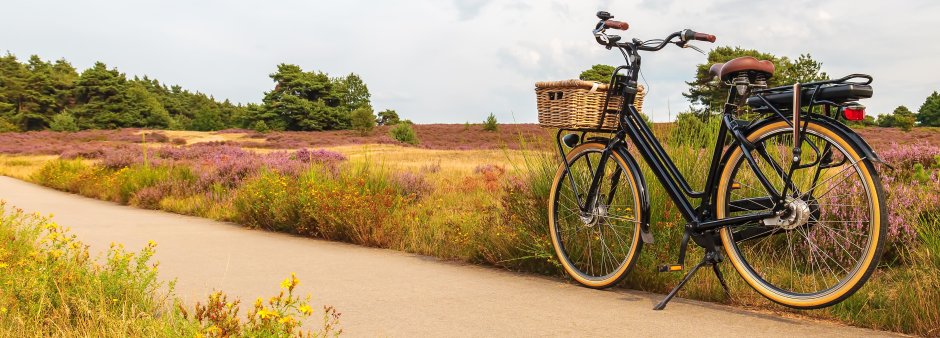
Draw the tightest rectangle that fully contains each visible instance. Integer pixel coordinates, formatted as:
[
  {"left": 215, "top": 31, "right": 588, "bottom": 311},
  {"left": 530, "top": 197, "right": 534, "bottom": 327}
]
[{"left": 763, "top": 197, "right": 811, "bottom": 230}]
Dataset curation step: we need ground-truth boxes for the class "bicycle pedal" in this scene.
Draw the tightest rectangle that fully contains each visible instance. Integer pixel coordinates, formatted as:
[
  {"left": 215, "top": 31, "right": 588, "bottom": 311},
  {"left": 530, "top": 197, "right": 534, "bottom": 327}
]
[{"left": 658, "top": 264, "right": 684, "bottom": 273}]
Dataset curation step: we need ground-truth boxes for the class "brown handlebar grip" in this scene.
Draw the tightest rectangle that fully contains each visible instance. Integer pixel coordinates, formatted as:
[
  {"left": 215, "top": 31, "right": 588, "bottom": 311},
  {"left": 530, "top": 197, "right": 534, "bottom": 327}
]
[
  {"left": 604, "top": 20, "right": 630, "bottom": 30},
  {"left": 694, "top": 32, "right": 716, "bottom": 43}
]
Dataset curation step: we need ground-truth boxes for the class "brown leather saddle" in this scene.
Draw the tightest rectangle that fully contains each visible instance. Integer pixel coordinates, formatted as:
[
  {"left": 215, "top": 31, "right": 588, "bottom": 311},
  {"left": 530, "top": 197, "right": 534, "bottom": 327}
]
[{"left": 708, "top": 56, "right": 775, "bottom": 82}]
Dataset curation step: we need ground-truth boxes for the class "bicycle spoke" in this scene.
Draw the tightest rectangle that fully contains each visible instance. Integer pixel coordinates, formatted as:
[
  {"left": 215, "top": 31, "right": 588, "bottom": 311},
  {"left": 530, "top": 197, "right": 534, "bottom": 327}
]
[
  {"left": 551, "top": 146, "right": 641, "bottom": 284},
  {"left": 724, "top": 126, "right": 877, "bottom": 298}
]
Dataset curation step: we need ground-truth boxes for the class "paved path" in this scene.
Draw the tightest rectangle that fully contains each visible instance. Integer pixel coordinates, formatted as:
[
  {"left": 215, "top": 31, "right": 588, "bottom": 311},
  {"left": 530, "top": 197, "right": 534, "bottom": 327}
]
[{"left": 0, "top": 177, "right": 900, "bottom": 337}]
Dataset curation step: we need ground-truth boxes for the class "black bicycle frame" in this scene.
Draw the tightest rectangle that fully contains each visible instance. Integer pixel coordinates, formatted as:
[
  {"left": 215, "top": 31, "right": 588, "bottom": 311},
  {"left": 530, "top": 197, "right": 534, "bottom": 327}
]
[{"left": 567, "top": 43, "right": 785, "bottom": 232}]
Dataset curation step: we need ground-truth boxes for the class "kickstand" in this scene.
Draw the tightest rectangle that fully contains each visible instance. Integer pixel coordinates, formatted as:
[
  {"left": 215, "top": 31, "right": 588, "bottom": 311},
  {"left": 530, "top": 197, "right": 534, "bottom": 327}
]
[
  {"left": 653, "top": 250, "right": 730, "bottom": 310},
  {"left": 712, "top": 262, "right": 731, "bottom": 298}
]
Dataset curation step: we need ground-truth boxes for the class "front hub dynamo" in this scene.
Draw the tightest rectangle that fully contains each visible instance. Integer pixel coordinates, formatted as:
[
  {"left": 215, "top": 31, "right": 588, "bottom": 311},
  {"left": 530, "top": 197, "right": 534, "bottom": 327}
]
[{"left": 579, "top": 195, "right": 609, "bottom": 228}]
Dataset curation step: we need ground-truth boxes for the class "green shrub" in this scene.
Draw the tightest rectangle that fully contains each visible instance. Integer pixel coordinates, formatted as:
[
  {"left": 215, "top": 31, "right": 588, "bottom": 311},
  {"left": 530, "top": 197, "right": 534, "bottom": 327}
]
[
  {"left": 49, "top": 112, "right": 80, "bottom": 132},
  {"left": 897, "top": 115, "right": 916, "bottom": 132},
  {"left": 913, "top": 163, "right": 931, "bottom": 184},
  {"left": 390, "top": 123, "right": 419, "bottom": 145},
  {"left": 252, "top": 120, "right": 270, "bottom": 133},
  {"left": 296, "top": 164, "right": 405, "bottom": 246},
  {"left": 350, "top": 107, "right": 376, "bottom": 135},
  {"left": 232, "top": 169, "right": 298, "bottom": 232},
  {"left": 0, "top": 118, "right": 18, "bottom": 133},
  {"left": 113, "top": 165, "right": 170, "bottom": 204},
  {"left": 31, "top": 159, "right": 94, "bottom": 193},
  {"left": 483, "top": 113, "right": 498, "bottom": 132}
]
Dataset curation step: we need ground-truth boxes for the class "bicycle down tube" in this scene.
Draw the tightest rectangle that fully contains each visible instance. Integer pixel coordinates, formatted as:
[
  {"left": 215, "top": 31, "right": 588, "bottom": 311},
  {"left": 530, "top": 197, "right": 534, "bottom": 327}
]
[{"left": 569, "top": 60, "right": 784, "bottom": 232}]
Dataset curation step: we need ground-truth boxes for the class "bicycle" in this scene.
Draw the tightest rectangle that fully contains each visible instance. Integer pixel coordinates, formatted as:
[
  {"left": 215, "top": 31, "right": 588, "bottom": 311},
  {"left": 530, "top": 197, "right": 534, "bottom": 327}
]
[{"left": 542, "top": 11, "right": 887, "bottom": 310}]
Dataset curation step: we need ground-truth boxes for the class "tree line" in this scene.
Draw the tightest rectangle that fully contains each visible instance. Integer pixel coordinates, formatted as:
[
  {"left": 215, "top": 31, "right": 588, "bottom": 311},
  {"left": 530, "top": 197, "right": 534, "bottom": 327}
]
[{"left": 0, "top": 53, "right": 401, "bottom": 133}]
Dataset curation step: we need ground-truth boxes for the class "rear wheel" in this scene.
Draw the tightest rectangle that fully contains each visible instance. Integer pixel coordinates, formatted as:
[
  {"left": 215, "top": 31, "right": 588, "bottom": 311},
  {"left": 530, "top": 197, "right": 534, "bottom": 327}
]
[
  {"left": 716, "top": 119, "right": 886, "bottom": 309},
  {"left": 548, "top": 142, "right": 643, "bottom": 289}
]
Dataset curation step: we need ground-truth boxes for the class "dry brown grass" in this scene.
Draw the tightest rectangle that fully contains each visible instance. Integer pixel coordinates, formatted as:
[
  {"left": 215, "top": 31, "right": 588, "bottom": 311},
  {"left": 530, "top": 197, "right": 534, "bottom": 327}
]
[
  {"left": 0, "top": 155, "right": 58, "bottom": 179},
  {"left": 323, "top": 144, "right": 543, "bottom": 174},
  {"left": 154, "top": 130, "right": 259, "bottom": 145}
]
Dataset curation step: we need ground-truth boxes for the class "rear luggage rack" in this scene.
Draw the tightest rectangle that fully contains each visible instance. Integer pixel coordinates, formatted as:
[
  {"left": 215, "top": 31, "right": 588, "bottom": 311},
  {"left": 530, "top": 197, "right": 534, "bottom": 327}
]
[{"left": 746, "top": 74, "right": 873, "bottom": 112}]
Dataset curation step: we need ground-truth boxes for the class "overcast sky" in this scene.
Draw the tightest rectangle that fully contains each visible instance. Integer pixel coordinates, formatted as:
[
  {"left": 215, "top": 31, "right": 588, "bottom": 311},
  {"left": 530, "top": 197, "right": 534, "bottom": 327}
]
[{"left": 2, "top": 0, "right": 938, "bottom": 123}]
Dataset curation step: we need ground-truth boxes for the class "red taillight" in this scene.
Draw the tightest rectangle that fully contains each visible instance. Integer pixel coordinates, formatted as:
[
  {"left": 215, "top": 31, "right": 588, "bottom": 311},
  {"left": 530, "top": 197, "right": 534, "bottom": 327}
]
[{"left": 843, "top": 105, "right": 866, "bottom": 121}]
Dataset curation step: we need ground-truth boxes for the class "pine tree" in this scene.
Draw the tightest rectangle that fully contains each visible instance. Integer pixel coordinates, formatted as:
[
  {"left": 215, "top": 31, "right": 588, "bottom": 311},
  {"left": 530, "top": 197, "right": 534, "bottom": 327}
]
[
  {"left": 0, "top": 53, "right": 30, "bottom": 127},
  {"left": 483, "top": 113, "right": 498, "bottom": 131},
  {"left": 683, "top": 47, "right": 828, "bottom": 116},
  {"left": 261, "top": 64, "right": 347, "bottom": 131},
  {"left": 333, "top": 73, "right": 371, "bottom": 112},
  {"left": 918, "top": 91, "right": 940, "bottom": 127},
  {"left": 579, "top": 64, "right": 616, "bottom": 83},
  {"left": 376, "top": 109, "right": 400, "bottom": 126},
  {"left": 124, "top": 81, "right": 171, "bottom": 128},
  {"left": 72, "top": 62, "right": 131, "bottom": 129}
]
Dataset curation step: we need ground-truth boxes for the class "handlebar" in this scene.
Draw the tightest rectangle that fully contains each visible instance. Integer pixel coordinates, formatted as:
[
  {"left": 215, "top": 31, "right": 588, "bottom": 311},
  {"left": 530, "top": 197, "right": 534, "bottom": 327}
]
[
  {"left": 603, "top": 20, "right": 630, "bottom": 30},
  {"left": 682, "top": 29, "right": 716, "bottom": 43},
  {"left": 594, "top": 11, "right": 716, "bottom": 51}
]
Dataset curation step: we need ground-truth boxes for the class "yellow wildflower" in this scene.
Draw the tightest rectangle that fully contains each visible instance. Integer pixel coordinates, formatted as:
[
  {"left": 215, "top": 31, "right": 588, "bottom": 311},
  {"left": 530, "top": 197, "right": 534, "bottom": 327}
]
[
  {"left": 257, "top": 308, "right": 278, "bottom": 319},
  {"left": 280, "top": 273, "right": 299, "bottom": 290},
  {"left": 299, "top": 304, "right": 313, "bottom": 316}
]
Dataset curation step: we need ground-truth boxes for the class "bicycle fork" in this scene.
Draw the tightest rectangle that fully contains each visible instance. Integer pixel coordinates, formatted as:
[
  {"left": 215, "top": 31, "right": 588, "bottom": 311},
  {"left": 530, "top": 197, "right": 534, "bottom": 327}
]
[{"left": 555, "top": 133, "right": 618, "bottom": 215}]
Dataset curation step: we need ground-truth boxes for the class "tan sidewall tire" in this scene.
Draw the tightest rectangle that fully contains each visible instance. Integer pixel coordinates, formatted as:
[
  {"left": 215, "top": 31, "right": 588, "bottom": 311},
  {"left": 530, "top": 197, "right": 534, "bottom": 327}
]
[
  {"left": 716, "top": 120, "right": 884, "bottom": 308},
  {"left": 548, "top": 142, "right": 643, "bottom": 288}
]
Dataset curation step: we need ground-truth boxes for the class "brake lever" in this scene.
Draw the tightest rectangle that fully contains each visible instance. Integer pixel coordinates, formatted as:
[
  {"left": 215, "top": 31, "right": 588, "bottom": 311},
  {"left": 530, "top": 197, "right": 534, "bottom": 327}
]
[{"left": 676, "top": 41, "right": 705, "bottom": 55}]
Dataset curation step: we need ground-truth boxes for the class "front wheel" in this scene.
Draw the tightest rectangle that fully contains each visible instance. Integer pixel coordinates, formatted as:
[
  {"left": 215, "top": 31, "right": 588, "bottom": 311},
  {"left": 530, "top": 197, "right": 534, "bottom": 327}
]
[
  {"left": 716, "top": 119, "right": 887, "bottom": 309},
  {"left": 548, "top": 142, "right": 644, "bottom": 289}
]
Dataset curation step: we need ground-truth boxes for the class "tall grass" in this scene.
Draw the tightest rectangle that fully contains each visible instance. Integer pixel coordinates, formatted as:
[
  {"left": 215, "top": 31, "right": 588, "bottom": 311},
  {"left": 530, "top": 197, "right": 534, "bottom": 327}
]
[
  {"left": 21, "top": 124, "right": 940, "bottom": 336},
  {"left": 0, "top": 202, "right": 341, "bottom": 336}
]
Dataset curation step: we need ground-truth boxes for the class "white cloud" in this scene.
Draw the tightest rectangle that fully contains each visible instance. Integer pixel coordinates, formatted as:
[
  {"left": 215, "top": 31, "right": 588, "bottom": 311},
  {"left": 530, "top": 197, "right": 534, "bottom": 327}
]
[{"left": 1, "top": 0, "right": 938, "bottom": 122}]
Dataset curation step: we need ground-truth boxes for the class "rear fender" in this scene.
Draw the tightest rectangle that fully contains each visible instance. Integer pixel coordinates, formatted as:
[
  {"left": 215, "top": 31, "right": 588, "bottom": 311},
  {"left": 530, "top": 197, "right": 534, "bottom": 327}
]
[{"left": 712, "top": 114, "right": 886, "bottom": 204}]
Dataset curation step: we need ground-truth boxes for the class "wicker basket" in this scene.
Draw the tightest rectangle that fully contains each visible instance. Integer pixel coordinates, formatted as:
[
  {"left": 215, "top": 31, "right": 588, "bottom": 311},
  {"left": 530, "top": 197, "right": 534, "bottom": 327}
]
[{"left": 535, "top": 80, "right": 645, "bottom": 130}]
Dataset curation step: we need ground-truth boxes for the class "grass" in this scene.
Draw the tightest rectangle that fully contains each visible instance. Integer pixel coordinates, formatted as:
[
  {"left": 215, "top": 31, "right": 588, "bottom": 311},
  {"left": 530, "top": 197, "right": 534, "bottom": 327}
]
[
  {"left": 323, "top": 144, "right": 542, "bottom": 174},
  {"left": 0, "top": 155, "right": 58, "bottom": 180},
  {"left": 2, "top": 126, "right": 939, "bottom": 336},
  {"left": 157, "top": 130, "right": 257, "bottom": 145},
  {"left": 0, "top": 201, "right": 342, "bottom": 336}
]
